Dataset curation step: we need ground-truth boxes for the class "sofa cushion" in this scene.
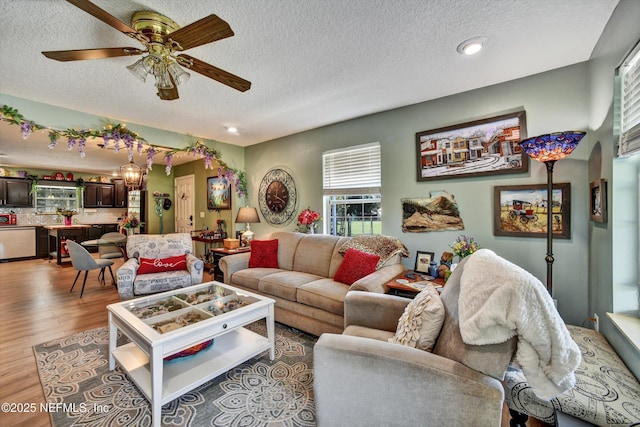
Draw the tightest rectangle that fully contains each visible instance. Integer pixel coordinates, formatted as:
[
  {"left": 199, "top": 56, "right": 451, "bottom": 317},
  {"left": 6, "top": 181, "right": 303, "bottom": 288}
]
[
  {"left": 298, "top": 279, "right": 350, "bottom": 316},
  {"left": 334, "top": 248, "right": 380, "bottom": 285},
  {"left": 389, "top": 284, "right": 444, "bottom": 351},
  {"left": 133, "top": 270, "right": 193, "bottom": 296},
  {"left": 231, "top": 268, "right": 283, "bottom": 291},
  {"left": 258, "top": 271, "right": 323, "bottom": 302},
  {"left": 138, "top": 254, "right": 188, "bottom": 274},
  {"left": 249, "top": 239, "right": 279, "bottom": 268},
  {"left": 293, "top": 234, "right": 343, "bottom": 277},
  {"left": 504, "top": 325, "right": 640, "bottom": 426},
  {"left": 344, "top": 325, "right": 396, "bottom": 342},
  {"left": 269, "top": 231, "right": 305, "bottom": 271}
]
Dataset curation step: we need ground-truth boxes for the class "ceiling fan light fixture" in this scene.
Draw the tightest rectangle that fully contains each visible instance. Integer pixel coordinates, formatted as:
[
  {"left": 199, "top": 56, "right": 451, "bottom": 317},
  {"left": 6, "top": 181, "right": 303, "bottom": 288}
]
[
  {"left": 127, "top": 58, "right": 148, "bottom": 82},
  {"left": 167, "top": 61, "right": 190, "bottom": 85},
  {"left": 154, "top": 70, "right": 174, "bottom": 90}
]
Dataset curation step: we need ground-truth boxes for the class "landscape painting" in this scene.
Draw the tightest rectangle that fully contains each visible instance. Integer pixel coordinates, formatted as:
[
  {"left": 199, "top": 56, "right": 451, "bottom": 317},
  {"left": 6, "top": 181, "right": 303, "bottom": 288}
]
[
  {"left": 401, "top": 191, "right": 464, "bottom": 233},
  {"left": 416, "top": 111, "right": 528, "bottom": 181},
  {"left": 493, "top": 183, "right": 571, "bottom": 239}
]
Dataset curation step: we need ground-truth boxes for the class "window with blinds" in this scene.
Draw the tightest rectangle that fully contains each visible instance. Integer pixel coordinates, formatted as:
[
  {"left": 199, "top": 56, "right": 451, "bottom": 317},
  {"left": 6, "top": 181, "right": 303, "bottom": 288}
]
[
  {"left": 618, "top": 39, "right": 640, "bottom": 157},
  {"left": 322, "top": 143, "right": 382, "bottom": 236}
]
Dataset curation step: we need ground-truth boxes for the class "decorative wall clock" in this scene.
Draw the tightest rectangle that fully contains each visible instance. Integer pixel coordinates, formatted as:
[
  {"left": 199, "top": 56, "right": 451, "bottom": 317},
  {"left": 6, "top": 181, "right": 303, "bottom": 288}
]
[{"left": 258, "top": 168, "right": 298, "bottom": 225}]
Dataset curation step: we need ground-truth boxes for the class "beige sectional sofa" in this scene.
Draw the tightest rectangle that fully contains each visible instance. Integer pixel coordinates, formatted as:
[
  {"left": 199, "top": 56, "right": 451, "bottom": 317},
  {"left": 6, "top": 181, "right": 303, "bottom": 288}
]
[{"left": 219, "top": 231, "right": 406, "bottom": 336}]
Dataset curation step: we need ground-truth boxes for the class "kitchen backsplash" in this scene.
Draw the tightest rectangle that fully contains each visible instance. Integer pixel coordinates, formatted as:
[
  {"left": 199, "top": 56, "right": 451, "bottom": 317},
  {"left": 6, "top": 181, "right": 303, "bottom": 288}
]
[{"left": 0, "top": 207, "right": 124, "bottom": 226}]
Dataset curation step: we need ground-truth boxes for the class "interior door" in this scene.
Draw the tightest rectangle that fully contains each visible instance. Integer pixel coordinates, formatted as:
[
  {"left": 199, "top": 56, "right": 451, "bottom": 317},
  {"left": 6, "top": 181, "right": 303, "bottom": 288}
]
[{"left": 175, "top": 175, "right": 195, "bottom": 234}]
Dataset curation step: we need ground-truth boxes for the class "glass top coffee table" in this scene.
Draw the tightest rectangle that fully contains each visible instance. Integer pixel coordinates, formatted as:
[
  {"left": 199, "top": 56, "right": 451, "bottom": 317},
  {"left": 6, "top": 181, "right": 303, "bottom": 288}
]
[{"left": 107, "top": 282, "right": 275, "bottom": 427}]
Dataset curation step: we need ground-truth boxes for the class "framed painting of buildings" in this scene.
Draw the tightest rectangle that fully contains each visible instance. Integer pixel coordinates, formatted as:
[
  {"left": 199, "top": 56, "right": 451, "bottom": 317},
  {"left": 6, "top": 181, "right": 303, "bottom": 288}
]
[
  {"left": 207, "top": 176, "right": 231, "bottom": 210},
  {"left": 416, "top": 111, "right": 528, "bottom": 181},
  {"left": 493, "top": 183, "right": 571, "bottom": 239}
]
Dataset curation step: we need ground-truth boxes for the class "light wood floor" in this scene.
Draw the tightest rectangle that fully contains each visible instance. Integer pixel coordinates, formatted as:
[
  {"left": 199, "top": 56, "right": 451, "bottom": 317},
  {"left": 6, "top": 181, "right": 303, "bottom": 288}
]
[{"left": 0, "top": 257, "right": 548, "bottom": 427}]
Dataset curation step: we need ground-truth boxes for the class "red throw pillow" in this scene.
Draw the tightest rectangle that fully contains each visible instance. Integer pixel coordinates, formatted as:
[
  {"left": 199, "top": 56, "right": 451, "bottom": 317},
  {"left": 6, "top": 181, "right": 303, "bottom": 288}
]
[
  {"left": 334, "top": 248, "right": 380, "bottom": 285},
  {"left": 249, "top": 239, "right": 279, "bottom": 268},
  {"left": 138, "top": 254, "right": 188, "bottom": 274}
]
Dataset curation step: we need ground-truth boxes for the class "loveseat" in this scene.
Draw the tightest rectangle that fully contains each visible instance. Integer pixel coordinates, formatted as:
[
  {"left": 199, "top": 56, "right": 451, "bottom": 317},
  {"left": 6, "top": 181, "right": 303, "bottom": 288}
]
[
  {"left": 219, "top": 231, "right": 407, "bottom": 336},
  {"left": 314, "top": 250, "right": 583, "bottom": 426},
  {"left": 116, "top": 233, "right": 204, "bottom": 300}
]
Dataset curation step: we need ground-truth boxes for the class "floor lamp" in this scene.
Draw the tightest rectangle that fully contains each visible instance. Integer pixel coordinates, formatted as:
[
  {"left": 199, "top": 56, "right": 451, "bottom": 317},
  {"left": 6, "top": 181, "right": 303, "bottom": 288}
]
[{"left": 518, "top": 131, "right": 586, "bottom": 296}]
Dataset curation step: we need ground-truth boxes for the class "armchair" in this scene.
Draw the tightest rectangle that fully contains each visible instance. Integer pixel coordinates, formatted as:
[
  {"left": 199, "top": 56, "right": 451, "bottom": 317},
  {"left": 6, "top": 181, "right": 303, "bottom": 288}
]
[
  {"left": 313, "top": 256, "right": 517, "bottom": 427},
  {"left": 116, "top": 233, "right": 204, "bottom": 300}
]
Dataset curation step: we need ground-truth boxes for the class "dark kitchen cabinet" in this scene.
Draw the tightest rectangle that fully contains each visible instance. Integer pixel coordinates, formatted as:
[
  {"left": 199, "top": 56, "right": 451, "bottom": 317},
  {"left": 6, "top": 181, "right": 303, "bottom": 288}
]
[
  {"left": 84, "top": 183, "right": 114, "bottom": 208},
  {"left": 0, "top": 178, "right": 31, "bottom": 207},
  {"left": 36, "top": 226, "right": 49, "bottom": 258},
  {"left": 113, "top": 179, "right": 127, "bottom": 208}
]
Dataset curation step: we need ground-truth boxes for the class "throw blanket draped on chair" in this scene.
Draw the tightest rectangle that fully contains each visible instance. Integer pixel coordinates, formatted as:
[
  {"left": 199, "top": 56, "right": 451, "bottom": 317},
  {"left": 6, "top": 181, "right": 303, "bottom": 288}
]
[{"left": 458, "top": 249, "right": 581, "bottom": 401}]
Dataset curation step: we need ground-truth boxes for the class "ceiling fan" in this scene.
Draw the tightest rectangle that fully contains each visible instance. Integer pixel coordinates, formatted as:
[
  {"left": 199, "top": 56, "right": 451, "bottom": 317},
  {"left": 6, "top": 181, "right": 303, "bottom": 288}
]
[{"left": 42, "top": 0, "right": 251, "bottom": 100}]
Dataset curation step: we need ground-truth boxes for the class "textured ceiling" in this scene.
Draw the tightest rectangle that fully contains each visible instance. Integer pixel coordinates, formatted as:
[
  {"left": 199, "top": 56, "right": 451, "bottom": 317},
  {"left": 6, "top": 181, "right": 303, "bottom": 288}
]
[{"left": 0, "top": 0, "right": 620, "bottom": 173}]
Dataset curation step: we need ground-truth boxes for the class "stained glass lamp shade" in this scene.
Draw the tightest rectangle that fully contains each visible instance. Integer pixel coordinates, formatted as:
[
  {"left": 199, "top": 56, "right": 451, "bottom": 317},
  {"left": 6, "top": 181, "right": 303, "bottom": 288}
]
[
  {"left": 519, "top": 132, "right": 586, "bottom": 163},
  {"left": 518, "top": 131, "right": 586, "bottom": 295}
]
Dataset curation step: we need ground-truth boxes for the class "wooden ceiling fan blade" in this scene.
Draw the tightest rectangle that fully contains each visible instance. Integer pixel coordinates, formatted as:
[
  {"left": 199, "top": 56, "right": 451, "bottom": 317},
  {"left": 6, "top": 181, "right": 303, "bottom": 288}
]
[
  {"left": 42, "top": 47, "right": 144, "bottom": 62},
  {"left": 165, "top": 15, "right": 234, "bottom": 51},
  {"left": 178, "top": 54, "right": 251, "bottom": 92},
  {"left": 66, "top": 0, "right": 149, "bottom": 44}
]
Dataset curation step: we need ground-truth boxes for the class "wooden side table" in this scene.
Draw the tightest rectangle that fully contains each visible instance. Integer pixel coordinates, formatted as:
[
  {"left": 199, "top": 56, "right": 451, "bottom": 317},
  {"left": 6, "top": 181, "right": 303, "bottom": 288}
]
[
  {"left": 386, "top": 270, "right": 445, "bottom": 298},
  {"left": 209, "top": 247, "right": 251, "bottom": 282}
]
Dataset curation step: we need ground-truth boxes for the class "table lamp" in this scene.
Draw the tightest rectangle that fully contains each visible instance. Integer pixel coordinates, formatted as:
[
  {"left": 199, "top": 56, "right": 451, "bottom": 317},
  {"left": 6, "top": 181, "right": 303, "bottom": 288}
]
[
  {"left": 235, "top": 207, "right": 260, "bottom": 246},
  {"left": 518, "top": 131, "right": 586, "bottom": 295}
]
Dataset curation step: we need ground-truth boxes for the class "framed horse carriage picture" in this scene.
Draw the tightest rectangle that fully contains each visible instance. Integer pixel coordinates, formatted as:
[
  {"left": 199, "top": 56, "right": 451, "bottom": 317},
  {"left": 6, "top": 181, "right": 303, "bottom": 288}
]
[{"left": 493, "top": 183, "right": 571, "bottom": 239}]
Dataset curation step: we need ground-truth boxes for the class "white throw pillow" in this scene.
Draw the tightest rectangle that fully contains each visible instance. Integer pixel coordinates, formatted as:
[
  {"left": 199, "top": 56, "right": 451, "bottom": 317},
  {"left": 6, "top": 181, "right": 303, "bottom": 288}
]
[{"left": 389, "top": 284, "right": 445, "bottom": 351}]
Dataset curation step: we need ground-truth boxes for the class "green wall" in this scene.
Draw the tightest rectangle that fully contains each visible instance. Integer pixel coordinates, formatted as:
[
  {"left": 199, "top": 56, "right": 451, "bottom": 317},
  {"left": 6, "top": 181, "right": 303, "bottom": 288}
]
[
  {"left": 246, "top": 63, "right": 591, "bottom": 326},
  {"left": 586, "top": 0, "right": 640, "bottom": 378}
]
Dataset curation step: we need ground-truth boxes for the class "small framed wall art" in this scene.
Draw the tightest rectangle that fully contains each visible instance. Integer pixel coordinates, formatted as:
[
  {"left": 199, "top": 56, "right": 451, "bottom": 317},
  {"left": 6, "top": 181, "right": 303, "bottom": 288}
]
[
  {"left": 414, "top": 251, "right": 435, "bottom": 274},
  {"left": 207, "top": 176, "right": 232, "bottom": 210},
  {"left": 590, "top": 179, "right": 607, "bottom": 223}
]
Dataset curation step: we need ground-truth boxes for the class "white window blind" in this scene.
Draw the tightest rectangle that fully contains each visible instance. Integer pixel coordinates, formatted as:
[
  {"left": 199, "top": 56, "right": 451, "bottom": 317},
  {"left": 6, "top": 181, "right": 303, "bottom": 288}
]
[
  {"left": 618, "top": 40, "right": 640, "bottom": 157},
  {"left": 323, "top": 143, "right": 381, "bottom": 195}
]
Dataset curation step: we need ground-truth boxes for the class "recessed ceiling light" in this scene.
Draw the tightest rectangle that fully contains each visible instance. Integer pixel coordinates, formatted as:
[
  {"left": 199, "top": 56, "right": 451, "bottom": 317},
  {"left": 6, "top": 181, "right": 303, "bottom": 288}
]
[
  {"left": 457, "top": 37, "right": 487, "bottom": 56},
  {"left": 226, "top": 126, "right": 238, "bottom": 134}
]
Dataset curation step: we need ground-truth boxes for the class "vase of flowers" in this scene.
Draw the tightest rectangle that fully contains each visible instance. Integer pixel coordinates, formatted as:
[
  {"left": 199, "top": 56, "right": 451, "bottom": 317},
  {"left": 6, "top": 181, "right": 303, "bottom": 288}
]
[
  {"left": 297, "top": 208, "right": 321, "bottom": 234},
  {"left": 450, "top": 235, "right": 480, "bottom": 259},
  {"left": 121, "top": 214, "right": 142, "bottom": 235},
  {"left": 57, "top": 208, "right": 78, "bottom": 226}
]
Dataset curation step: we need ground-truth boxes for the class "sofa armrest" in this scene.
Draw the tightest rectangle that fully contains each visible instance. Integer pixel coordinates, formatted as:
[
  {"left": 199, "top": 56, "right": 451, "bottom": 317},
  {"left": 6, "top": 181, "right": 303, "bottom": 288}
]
[
  {"left": 344, "top": 291, "right": 410, "bottom": 332},
  {"left": 116, "top": 258, "right": 139, "bottom": 300},
  {"left": 349, "top": 262, "right": 405, "bottom": 293},
  {"left": 186, "top": 253, "right": 204, "bottom": 284},
  {"left": 219, "top": 252, "right": 251, "bottom": 284},
  {"left": 313, "top": 334, "right": 505, "bottom": 427}
]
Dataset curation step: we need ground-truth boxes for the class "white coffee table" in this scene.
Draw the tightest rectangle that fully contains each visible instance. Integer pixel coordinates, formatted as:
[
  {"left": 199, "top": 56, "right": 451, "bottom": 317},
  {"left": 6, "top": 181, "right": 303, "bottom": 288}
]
[{"left": 107, "top": 281, "right": 275, "bottom": 427}]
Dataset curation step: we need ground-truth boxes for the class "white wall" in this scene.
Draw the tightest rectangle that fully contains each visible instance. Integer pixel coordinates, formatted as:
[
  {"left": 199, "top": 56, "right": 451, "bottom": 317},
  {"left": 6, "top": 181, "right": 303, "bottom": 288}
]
[{"left": 246, "top": 63, "right": 591, "bottom": 325}]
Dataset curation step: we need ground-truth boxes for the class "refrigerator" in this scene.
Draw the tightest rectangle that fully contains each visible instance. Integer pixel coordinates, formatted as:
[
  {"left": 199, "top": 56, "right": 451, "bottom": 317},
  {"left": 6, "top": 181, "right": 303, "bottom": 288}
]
[{"left": 127, "top": 190, "right": 147, "bottom": 234}]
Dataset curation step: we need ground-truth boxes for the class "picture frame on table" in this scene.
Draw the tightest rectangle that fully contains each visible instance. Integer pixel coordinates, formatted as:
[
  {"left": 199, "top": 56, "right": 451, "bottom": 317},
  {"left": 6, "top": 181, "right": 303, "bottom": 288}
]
[
  {"left": 207, "top": 176, "right": 231, "bottom": 210},
  {"left": 590, "top": 179, "right": 607, "bottom": 223},
  {"left": 493, "top": 183, "right": 571, "bottom": 239},
  {"left": 416, "top": 110, "right": 528, "bottom": 181},
  {"left": 414, "top": 251, "right": 435, "bottom": 274}
]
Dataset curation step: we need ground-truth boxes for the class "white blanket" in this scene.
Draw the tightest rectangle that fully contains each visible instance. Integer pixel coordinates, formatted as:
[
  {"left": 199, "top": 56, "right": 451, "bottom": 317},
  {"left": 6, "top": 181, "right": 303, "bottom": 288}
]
[{"left": 458, "top": 249, "right": 581, "bottom": 400}]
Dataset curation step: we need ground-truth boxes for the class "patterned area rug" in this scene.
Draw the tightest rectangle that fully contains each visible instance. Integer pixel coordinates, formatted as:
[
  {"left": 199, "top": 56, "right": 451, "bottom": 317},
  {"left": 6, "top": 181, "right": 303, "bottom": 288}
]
[{"left": 33, "top": 321, "right": 317, "bottom": 427}]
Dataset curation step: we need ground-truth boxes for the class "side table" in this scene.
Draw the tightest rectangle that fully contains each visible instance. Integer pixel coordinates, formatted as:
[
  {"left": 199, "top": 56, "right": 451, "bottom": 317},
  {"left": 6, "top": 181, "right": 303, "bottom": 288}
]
[
  {"left": 386, "top": 270, "right": 445, "bottom": 298},
  {"left": 209, "top": 247, "right": 251, "bottom": 282}
]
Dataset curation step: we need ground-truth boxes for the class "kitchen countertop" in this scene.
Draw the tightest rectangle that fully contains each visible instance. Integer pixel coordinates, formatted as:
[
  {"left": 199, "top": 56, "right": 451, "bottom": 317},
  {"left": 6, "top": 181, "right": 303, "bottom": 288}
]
[{"left": 43, "top": 224, "right": 92, "bottom": 229}]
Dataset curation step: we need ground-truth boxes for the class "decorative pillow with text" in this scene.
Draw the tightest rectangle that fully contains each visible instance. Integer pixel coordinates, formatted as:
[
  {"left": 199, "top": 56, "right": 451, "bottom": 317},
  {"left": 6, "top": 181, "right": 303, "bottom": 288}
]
[{"left": 138, "top": 254, "right": 188, "bottom": 274}]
